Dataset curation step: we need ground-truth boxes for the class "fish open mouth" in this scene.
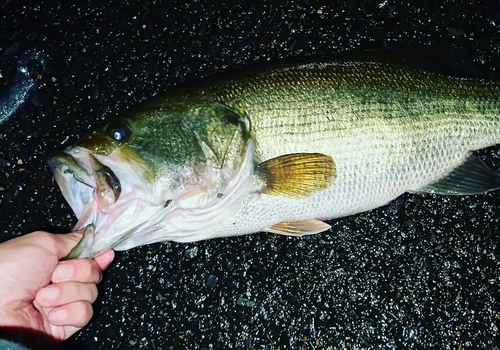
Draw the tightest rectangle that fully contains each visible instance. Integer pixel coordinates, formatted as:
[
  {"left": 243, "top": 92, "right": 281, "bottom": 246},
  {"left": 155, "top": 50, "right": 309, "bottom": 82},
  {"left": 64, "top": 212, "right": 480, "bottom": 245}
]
[
  {"left": 94, "top": 168, "right": 121, "bottom": 204},
  {"left": 61, "top": 162, "right": 121, "bottom": 202},
  {"left": 48, "top": 144, "right": 164, "bottom": 258},
  {"left": 48, "top": 147, "right": 121, "bottom": 228}
]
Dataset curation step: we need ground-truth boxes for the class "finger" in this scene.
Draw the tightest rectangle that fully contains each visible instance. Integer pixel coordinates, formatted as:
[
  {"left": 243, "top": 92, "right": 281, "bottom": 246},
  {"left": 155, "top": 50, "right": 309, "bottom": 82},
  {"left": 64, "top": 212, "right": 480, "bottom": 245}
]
[
  {"left": 52, "top": 259, "right": 102, "bottom": 283},
  {"left": 1, "top": 231, "right": 83, "bottom": 261},
  {"left": 48, "top": 300, "right": 94, "bottom": 328},
  {"left": 35, "top": 281, "right": 98, "bottom": 308},
  {"left": 94, "top": 249, "right": 115, "bottom": 270}
]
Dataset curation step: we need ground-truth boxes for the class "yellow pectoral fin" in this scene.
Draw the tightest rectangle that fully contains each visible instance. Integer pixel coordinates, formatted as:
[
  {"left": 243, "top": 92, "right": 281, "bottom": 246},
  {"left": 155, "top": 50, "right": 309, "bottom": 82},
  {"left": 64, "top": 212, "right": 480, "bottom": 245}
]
[
  {"left": 265, "top": 219, "right": 331, "bottom": 236},
  {"left": 255, "top": 153, "right": 336, "bottom": 198}
]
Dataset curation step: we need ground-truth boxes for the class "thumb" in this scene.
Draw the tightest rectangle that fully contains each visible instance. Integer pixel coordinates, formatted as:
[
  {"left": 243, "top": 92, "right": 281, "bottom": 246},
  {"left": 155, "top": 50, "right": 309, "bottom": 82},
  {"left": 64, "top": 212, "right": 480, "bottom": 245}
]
[{"left": 50, "top": 231, "right": 84, "bottom": 260}]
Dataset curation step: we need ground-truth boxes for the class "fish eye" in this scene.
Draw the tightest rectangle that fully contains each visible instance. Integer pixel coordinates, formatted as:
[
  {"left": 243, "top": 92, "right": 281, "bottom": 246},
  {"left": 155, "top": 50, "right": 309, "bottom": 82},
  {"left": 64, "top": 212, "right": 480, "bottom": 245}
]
[{"left": 107, "top": 119, "right": 132, "bottom": 142}]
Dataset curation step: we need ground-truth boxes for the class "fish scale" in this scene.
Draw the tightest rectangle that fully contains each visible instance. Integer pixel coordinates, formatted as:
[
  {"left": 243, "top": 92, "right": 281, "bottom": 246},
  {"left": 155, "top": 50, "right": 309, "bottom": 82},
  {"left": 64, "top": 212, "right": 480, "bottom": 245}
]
[{"left": 180, "top": 60, "right": 500, "bottom": 238}]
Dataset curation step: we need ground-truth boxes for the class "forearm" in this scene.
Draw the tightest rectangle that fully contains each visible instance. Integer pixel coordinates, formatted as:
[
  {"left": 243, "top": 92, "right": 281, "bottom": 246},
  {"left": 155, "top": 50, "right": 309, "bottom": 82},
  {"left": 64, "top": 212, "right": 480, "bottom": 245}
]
[
  {"left": 0, "top": 326, "right": 58, "bottom": 350},
  {"left": 0, "top": 337, "right": 31, "bottom": 350}
]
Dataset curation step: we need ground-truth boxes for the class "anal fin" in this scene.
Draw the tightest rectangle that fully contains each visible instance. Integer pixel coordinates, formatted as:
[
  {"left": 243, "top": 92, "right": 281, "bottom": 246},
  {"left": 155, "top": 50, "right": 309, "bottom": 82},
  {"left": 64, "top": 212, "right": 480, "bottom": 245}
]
[
  {"left": 265, "top": 219, "right": 331, "bottom": 236},
  {"left": 417, "top": 154, "right": 500, "bottom": 195}
]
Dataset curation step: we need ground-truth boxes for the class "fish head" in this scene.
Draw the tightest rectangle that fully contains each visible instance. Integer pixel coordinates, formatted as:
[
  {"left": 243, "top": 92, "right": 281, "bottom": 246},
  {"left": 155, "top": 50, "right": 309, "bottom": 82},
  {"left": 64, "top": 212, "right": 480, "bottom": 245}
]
[{"left": 49, "top": 100, "right": 255, "bottom": 258}]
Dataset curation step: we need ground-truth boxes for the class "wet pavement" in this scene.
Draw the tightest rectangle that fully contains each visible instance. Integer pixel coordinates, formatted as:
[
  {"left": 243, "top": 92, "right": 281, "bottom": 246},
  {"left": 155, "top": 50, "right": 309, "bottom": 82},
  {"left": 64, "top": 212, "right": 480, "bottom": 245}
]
[{"left": 0, "top": 1, "right": 499, "bottom": 349}]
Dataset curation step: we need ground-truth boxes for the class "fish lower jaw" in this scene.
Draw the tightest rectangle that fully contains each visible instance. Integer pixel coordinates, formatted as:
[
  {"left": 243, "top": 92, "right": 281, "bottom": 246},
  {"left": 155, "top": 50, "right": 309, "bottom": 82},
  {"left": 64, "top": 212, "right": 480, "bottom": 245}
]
[{"left": 74, "top": 197, "right": 169, "bottom": 255}]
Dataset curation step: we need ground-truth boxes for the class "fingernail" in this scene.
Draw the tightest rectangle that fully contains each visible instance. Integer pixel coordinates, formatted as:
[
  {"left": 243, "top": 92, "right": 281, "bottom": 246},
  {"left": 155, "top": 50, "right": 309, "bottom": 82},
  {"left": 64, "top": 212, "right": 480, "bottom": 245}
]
[
  {"left": 40, "top": 286, "right": 60, "bottom": 300},
  {"left": 52, "top": 264, "right": 74, "bottom": 282},
  {"left": 50, "top": 309, "right": 68, "bottom": 323}
]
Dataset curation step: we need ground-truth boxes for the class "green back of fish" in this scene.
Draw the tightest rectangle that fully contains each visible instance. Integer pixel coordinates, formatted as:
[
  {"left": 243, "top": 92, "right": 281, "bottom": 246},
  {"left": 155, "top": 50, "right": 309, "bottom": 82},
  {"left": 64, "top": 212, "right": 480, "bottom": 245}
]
[{"left": 154, "top": 57, "right": 500, "bottom": 164}]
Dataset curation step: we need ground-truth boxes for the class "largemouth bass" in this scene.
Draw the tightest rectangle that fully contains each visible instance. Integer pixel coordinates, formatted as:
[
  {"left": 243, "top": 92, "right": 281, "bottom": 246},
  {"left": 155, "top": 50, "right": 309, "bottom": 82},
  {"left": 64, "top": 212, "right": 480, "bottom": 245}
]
[{"left": 49, "top": 56, "right": 500, "bottom": 258}]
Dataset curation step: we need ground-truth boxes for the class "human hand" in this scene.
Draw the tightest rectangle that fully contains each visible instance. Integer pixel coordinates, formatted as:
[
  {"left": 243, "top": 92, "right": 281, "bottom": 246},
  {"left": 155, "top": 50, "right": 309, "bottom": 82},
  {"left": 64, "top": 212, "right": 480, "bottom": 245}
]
[{"left": 0, "top": 230, "right": 114, "bottom": 347}]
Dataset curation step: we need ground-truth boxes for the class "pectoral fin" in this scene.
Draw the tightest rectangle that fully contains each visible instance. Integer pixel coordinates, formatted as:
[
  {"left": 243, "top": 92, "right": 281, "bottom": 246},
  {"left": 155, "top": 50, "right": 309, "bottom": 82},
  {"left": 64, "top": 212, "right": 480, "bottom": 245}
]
[
  {"left": 255, "top": 153, "right": 336, "bottom": 198},
  {"left": 265, "top": 219, "right": 331, "bottom": 236},
  {"left": 417, "top": 155, "right": 500, "bottom": 195}
]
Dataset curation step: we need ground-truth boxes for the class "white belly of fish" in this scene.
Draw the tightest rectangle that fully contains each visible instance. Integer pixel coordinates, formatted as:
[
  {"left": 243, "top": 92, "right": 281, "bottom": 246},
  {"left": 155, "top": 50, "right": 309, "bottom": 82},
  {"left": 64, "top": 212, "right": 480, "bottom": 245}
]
[{"left": 208, "top": 114, "right": 500, "bottom": 239}]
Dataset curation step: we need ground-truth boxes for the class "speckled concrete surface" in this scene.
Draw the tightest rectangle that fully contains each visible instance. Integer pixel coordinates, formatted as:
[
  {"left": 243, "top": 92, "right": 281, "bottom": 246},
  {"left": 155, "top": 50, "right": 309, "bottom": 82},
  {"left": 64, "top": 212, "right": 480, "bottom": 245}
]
[{"left": 1, "top": 1, "right": 499, "bottom": 349}]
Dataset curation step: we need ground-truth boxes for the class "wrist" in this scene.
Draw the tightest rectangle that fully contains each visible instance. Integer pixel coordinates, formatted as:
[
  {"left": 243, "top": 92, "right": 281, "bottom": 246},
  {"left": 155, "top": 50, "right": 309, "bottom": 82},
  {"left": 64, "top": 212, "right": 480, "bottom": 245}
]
[
  {"left": 0, "top": 338, "right": 31, "bottom": 350},
  {"left": 0, "top": 325, "right": 58, "bottom": 350}
]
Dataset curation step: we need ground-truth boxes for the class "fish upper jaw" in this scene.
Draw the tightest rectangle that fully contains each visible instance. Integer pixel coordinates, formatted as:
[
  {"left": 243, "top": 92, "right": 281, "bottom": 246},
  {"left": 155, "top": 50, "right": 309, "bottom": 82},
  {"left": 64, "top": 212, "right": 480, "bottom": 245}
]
[
  {"left": 49, "top": 146, "right": 122, "bottom": 213},
  {"left": 48, "top": 150, "right": 96, "bottom": 222}
]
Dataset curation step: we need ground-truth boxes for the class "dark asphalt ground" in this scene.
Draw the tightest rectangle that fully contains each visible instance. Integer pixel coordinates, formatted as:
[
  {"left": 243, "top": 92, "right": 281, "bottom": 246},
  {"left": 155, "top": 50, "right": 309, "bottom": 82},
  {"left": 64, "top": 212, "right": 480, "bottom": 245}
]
[{"left": 0, "top": 1, "right": 499, "bottom": 349}]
